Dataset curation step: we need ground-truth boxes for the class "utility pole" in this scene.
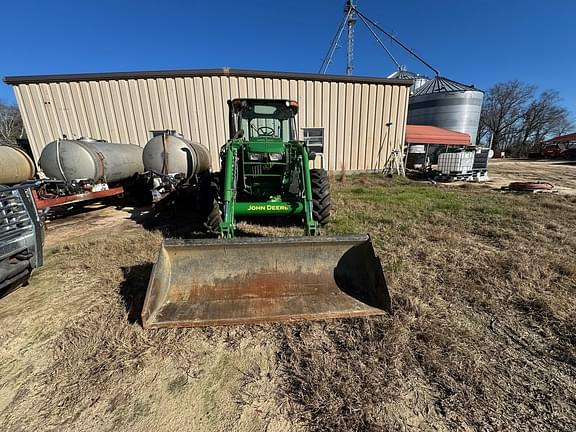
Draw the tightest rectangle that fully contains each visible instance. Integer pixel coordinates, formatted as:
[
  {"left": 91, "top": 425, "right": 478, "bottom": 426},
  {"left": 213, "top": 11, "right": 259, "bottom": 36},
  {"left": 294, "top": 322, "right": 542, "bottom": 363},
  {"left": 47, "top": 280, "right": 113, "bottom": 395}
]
[{"left": 345, "top": 0, "right": 357, "bottom": 76}]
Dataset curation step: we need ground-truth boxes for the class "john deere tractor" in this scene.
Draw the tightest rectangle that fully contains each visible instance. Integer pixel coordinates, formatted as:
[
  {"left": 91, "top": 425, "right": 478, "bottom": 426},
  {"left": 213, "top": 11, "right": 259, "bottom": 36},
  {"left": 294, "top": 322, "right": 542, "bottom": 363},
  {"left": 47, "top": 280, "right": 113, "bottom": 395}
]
[
  {"left": 142, "top": 98, "right": 390, "bottom": 328},
  {"left": 206, "top": 98, "right": 330, "bottom": 237}
]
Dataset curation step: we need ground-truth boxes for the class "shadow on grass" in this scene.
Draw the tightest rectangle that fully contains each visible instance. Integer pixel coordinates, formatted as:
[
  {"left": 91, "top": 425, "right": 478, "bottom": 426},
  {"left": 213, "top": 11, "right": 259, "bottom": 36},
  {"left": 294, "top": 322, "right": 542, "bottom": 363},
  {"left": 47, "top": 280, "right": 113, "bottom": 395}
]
[{"left": 119, "top": 263, "right": 153, "bottom": 324}]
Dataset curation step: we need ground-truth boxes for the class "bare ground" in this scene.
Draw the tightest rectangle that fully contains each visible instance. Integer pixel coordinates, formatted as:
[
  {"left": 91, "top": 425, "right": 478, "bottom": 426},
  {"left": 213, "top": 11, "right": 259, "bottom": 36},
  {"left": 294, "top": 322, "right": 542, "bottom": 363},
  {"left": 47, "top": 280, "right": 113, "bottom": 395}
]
[
  {"left": 487, "top": 159, "right": 576, "bottom": 195},
  {"left": 0, "top": 160, "right": 575, "bottom": 431}
]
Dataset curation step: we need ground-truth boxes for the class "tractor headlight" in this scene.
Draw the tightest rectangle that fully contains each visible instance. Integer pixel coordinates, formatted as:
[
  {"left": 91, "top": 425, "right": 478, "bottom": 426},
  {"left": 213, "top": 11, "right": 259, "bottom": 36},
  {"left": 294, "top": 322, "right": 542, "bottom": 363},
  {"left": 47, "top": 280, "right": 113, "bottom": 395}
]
[
  {"left": 248, "top": 153, "right": 265, "bottom": 161},
  {"left": 268, "top": 153, "right": 284, "bottom": 161}
]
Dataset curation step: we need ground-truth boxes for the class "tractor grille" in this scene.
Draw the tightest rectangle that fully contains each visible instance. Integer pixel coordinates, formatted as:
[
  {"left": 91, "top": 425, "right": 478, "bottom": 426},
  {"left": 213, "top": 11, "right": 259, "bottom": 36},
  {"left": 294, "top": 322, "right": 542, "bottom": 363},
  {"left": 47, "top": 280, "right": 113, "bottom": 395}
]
[{"left": 245, "top": 165, "right": 263, "bottom": 176}]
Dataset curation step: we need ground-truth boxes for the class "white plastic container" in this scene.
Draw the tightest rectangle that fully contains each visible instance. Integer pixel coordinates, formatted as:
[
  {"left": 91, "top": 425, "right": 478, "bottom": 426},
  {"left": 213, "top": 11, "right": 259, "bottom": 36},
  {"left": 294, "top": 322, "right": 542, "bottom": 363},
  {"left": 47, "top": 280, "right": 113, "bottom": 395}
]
[{"left": 438, "top": 151, "right": 475, "bottom": 175}]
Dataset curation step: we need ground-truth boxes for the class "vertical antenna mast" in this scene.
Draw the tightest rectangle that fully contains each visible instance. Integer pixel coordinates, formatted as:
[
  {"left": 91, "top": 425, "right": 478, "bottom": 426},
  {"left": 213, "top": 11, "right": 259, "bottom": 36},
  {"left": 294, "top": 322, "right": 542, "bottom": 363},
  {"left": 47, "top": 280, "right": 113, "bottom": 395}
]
[{"left": 345, "top": 0, "right": 357, "bottom": 76}]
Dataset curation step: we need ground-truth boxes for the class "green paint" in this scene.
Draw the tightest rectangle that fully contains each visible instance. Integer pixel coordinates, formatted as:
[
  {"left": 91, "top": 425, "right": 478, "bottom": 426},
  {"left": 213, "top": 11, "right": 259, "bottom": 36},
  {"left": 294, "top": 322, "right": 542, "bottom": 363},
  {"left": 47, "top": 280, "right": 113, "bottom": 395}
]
[{"left": 234, "top": 201, "right": 303, "bottom": 215}]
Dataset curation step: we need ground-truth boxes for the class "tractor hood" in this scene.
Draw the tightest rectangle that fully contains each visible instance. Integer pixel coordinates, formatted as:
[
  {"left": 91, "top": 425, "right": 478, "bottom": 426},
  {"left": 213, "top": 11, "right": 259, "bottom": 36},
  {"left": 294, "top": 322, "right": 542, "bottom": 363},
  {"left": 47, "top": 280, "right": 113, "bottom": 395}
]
[{"left": 246, "top": 137, "right": 285, "bottom": 154}]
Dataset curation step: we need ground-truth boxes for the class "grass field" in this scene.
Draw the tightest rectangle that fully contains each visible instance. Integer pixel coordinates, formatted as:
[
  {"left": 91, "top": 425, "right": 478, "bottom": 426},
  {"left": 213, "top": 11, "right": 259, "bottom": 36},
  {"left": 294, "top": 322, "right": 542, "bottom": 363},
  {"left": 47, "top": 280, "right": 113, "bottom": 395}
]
[{"left": 0, "top": 173, "right": 575, "bottom": 431}]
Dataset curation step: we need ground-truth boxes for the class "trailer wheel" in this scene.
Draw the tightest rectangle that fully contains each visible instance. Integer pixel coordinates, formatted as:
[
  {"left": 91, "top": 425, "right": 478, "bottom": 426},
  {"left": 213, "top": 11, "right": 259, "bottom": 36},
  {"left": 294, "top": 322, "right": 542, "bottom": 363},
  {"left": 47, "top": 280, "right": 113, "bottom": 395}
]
[{"left": 310, "top": 168, "right": 331, "bottom": 226}]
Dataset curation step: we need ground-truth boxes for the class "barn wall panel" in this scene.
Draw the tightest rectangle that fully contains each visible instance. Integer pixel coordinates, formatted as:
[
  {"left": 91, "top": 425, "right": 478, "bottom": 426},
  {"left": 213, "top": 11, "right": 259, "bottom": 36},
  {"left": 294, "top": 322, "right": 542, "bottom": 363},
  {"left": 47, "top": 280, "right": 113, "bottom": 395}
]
[{"left": 13, "top": 73, "right": 409, "bottom": 172}]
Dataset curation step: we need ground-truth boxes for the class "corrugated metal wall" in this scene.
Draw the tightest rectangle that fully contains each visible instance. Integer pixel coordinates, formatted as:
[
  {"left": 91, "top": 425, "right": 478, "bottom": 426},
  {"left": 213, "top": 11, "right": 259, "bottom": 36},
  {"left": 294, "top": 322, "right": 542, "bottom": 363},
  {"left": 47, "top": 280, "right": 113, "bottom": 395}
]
[{"left": 11, "top": 71, "right": 410, "bottom": 172}]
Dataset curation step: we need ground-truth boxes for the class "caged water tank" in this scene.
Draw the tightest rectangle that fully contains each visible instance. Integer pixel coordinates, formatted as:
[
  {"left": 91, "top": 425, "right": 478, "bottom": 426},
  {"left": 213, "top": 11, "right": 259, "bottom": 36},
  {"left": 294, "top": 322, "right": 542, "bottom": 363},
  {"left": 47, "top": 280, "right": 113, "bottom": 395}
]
[{"left": 408, "top": 76, "right": 484, "bottom": 144}]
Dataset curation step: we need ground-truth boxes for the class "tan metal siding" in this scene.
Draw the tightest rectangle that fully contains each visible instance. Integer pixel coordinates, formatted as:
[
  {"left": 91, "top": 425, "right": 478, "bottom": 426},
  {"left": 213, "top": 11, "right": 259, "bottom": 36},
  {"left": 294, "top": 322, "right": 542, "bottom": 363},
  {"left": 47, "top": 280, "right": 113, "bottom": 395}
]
[
  {"left": 13, "top": 73, "right": 409, "bottom": 173},
  {"left": 327, "top": 82, "right": 338, "bottom": 171},
  {"left": 335, "top": 82, "right": 347, "bottom": 172}
]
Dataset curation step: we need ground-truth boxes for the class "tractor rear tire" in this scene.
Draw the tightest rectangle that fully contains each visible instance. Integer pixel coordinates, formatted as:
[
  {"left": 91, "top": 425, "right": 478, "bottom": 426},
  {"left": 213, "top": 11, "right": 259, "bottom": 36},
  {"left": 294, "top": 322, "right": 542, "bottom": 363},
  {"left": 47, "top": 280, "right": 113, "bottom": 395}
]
[{"left": 310, "top": 168, "right": 331, "bottom": 226}]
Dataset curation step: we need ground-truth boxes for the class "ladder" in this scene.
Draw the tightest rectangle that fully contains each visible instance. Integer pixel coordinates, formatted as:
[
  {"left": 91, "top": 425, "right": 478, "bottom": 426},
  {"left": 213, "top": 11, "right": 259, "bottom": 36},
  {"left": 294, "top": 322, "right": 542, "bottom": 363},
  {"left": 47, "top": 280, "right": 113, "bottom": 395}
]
[{"left": 382, "top": 149, "right": 406, "bottom": 176}]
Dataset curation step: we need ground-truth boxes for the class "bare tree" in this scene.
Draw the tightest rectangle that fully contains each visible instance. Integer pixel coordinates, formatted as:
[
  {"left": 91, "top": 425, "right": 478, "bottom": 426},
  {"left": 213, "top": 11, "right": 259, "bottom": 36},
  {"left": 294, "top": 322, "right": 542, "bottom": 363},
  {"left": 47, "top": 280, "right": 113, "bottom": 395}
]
[
  {"left": 0, "top": 102, "right": 24, "bottom": 146},
  {"left": 518, "top": 91, "right": 572, "bottom": 153},
  {"left": 480, "top": 81, "right": 573, "bottom": 155},
  {"left": 480, "top": 80, "right": 535, "bottom": 150}
]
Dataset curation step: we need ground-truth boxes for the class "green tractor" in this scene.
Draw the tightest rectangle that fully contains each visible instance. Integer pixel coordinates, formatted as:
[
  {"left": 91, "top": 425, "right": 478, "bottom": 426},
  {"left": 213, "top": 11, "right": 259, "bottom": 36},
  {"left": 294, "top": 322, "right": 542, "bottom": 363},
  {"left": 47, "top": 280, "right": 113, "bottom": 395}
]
[
  {"left": 141, "top": 99, "right": 391, "bottom": 328},
  {"left": 209, "top": 98, "right": 330, "bottom": 237}
]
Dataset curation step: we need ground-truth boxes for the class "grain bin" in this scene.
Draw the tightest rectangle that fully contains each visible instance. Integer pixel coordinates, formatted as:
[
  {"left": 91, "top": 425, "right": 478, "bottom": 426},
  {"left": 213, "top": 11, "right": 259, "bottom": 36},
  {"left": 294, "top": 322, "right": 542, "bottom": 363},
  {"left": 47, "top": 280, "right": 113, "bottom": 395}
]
[
  {"left": 0, "top": 145, "right": 36, "bottom": 184},
  {"left": 388, "top": 70, "right": 430, "bottom": 95},
  {"left": 39, "top": 138, "right": 144, "bottom": 183},
  {"left": 143, "top": 131, "right": 211, "bottom": 178},
  {"left": 408, "top": 76, "right": 484, "bottom": 144}
]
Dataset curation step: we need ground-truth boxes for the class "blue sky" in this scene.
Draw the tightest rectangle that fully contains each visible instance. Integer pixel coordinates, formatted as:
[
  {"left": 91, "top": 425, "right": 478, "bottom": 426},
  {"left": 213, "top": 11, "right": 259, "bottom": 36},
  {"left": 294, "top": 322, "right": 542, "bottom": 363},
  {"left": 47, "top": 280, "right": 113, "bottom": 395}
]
[{"left": 1, "top": 0, "right": 574, "bottom": 120}]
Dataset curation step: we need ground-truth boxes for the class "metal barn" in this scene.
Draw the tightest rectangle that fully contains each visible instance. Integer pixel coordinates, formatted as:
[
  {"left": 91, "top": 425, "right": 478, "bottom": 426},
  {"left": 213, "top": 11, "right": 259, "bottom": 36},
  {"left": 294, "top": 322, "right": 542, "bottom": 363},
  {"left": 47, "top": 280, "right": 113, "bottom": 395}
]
[{"left": 4, "top": 68, "right": 411, "bottom": 172}]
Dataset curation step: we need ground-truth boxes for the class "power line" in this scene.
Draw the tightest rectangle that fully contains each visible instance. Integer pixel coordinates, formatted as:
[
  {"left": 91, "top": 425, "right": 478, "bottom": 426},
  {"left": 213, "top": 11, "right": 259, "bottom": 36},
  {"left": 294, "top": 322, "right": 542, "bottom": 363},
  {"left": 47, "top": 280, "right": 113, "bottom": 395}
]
[
  {"left": 355, "top": 8, "right": 440, "bottom": 76},
  {"left": 356, "top": 12, "right": 401, "bottom": 71}
]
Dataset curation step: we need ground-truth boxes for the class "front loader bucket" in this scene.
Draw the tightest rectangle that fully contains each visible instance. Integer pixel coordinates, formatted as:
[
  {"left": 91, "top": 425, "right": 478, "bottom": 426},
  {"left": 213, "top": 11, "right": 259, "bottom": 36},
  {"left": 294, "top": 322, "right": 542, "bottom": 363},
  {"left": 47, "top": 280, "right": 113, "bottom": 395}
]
[{"left": 142, "top": 235, "right": 391, "bottom": 328}]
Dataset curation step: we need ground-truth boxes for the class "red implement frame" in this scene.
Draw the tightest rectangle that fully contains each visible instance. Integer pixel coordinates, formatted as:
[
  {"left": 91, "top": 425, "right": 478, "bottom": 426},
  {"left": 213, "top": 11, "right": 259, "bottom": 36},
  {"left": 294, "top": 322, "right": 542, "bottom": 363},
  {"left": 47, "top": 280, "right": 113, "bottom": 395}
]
[{"left": 32, "top": 186, "right": 124, "bottom": 209}]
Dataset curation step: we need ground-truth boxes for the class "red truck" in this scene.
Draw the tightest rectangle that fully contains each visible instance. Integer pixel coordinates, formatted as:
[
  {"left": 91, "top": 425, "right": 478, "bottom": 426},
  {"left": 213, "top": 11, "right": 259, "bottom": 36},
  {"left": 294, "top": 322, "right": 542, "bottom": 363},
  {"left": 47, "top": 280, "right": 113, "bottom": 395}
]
[{"left": 542, "top": 144, "right": 566, "bottom": 158}]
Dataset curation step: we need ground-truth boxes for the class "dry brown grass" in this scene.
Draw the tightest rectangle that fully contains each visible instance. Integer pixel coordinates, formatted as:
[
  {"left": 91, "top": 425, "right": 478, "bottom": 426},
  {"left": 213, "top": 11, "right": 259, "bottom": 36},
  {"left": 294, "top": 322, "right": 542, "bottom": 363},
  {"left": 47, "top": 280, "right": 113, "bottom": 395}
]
[
  {"left": 0, "top": 229, "right": 292, "bottom": 432},
  {"left": 0, "top": 173, "right": 575, "bottom": 431},
  {"left": 272, "top": 175, "right": 576, "bottom": 431}
]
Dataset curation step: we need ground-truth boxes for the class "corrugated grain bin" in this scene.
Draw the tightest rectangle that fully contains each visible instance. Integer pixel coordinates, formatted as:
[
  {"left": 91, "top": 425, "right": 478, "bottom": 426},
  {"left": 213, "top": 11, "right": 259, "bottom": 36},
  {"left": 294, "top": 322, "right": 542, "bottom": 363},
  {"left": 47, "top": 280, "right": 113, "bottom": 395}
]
[
  {"left": 0, "top": 145, "right": 36, "bottom": 184},
  {"left": 408, "top": 76, "right": 484, "bottom": 144},
  {"left": 39, "top": 138, "right": 144, "bottom": 183}
]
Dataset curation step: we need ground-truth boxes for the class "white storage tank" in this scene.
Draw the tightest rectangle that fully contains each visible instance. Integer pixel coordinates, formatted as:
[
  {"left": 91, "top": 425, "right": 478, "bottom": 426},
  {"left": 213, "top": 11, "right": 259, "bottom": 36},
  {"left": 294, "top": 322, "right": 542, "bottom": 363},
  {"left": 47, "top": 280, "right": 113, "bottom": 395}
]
[
  {"left": 0, "top": 145, "right": 36, "bottom": 185},
  {"left": 142, "top": 131, "right": 211, "bottom": 178},
  {"left": 39, "top": 138, "right": 144, "bottom": 183}
]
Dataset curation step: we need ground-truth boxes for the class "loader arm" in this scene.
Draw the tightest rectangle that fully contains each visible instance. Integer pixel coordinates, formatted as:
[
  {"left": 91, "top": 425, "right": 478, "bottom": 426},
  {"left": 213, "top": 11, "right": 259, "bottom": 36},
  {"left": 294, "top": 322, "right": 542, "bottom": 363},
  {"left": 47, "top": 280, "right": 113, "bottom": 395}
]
[
  {"left": 297, "top": 142, "right": 318, "bottom": 236},
  {"left": 220, "top": 141, "right": 239, "bottom": 238}
]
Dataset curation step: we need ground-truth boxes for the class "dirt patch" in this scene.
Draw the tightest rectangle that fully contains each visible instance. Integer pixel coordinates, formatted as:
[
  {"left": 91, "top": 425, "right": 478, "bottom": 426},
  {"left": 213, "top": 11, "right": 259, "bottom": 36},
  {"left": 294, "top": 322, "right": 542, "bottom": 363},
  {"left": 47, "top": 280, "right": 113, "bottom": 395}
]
[{"left": 487, "top": 159, "right": 576, "bottom": 195}]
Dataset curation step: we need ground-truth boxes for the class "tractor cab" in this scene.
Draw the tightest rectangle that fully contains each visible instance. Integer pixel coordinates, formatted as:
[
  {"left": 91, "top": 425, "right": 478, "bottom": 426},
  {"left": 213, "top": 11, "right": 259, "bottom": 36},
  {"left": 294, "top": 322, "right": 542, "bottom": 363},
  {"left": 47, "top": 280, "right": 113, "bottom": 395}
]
[
  {"left": 226, "top": 99, "right": 303, "bottom": 199},
  {"left": 228, "top": 98, "right": 298, "bottom": 148}
]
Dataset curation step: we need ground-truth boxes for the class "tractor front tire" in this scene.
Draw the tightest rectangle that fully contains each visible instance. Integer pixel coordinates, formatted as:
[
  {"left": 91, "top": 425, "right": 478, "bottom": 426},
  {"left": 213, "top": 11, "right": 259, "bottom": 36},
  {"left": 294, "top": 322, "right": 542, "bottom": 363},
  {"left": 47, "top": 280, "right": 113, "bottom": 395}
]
[
  {"left": 200, "top": 173, "right": 222, "bottom": 233},
  {"left": 310, "top": 168, "right": 331, "bottom": 226}
]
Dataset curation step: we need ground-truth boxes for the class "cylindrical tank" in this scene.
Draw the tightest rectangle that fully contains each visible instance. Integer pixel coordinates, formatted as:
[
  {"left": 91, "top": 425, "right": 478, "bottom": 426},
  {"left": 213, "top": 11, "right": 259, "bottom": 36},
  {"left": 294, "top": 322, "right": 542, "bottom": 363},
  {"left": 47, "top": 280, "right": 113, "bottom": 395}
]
[
  {"left": 143, "top": 132, "right": 211, "bottom": 178},
  {"left": 39, "top": 138, "right": 144, "bottom": 183},
  {"left": 0, "top": 145, "right": 36, "bottom": 184},
  {"left": 408, "top": 76, "right": 484, "bottom": 144},
  {"left": 387, "top": 70, "right": 430, "bottom": 96},
  {"left": 405, "top": 144, "right": 427, "bottom": 169}
]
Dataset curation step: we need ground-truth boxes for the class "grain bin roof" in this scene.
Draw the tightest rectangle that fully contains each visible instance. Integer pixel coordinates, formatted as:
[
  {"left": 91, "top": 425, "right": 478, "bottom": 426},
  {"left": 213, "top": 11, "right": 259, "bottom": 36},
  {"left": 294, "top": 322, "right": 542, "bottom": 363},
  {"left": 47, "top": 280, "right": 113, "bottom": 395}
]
[
  {"left": 4, "top": 68, "right": 413, "bottom": 87},
  {"left": 412, "top": 76, "right": 482, "bottom": 96}
]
